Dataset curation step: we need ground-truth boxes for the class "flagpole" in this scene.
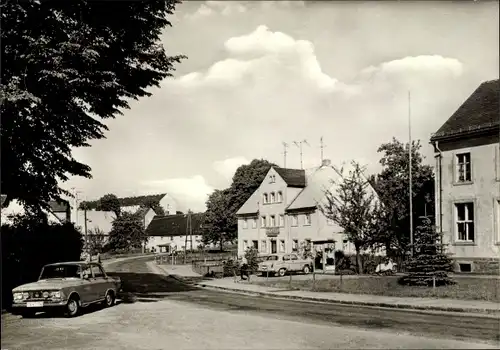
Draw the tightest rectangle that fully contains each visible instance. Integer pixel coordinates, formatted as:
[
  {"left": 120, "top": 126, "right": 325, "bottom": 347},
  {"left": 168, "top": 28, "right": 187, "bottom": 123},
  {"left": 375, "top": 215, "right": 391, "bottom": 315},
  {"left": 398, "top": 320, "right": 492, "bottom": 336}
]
[{"left": 408, "top": 90, "right": 414, "bottom": 257}]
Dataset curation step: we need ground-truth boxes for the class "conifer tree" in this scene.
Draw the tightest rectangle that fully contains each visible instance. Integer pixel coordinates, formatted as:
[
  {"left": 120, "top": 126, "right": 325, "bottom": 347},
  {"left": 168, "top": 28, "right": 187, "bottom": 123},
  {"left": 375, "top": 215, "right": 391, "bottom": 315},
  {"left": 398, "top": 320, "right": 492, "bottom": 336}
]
[{"left": 399, "top": 216, "right": 455, "bottom": 286}]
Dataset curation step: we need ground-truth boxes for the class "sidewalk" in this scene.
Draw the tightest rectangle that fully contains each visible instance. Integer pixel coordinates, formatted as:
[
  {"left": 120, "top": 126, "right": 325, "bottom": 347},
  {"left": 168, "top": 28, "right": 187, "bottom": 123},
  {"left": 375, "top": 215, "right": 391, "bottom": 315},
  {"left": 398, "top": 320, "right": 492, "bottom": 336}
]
[{"left": 195, "top": 277, "right": 500, "bottom": 316}]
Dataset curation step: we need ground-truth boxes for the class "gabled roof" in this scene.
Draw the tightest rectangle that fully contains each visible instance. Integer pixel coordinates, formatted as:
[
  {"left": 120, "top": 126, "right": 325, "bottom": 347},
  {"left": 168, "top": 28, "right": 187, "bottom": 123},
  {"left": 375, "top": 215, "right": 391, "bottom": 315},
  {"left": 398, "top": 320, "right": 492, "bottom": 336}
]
[
  {"left": 286, "top": 163, "right": 378, "bottom": 212},
  {"left": 274, "top": 167, "right": 306, "bottom": 187},
  {"left": 286, "top": 165, "right": 342, "bottom": 211},
  {"left": 236, "top": 190, "right": 261, "bottom": 216},
  {"left": 145, "top": 213, "right": 205, "bottom": 237},
  {"left": 431, "top": 79, "right": 499, "bottom": 141}
]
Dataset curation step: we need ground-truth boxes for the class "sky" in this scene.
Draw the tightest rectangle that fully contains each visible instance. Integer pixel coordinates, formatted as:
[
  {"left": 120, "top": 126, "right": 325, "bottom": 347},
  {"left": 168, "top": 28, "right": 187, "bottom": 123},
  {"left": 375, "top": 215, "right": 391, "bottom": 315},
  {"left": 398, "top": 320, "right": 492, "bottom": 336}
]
[{"left": 7, "top": 1, "right": 500, "bottom": 214}]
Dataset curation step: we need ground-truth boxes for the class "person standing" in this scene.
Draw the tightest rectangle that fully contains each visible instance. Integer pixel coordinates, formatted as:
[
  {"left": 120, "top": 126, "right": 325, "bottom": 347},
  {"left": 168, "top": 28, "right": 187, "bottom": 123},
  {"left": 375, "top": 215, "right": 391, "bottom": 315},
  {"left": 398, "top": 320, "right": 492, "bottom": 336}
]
[
  {"left": 240, "top": 256, "right": 249, "bottom": 281},
  {"left": 97, "top": 252, "right": 101, "bottom": 264}
]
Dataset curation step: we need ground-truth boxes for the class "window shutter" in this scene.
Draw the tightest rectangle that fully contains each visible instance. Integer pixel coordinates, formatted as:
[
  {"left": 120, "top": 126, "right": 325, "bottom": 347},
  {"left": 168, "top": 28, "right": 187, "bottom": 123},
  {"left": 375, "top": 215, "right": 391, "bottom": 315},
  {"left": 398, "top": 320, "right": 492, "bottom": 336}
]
[{"left": 451, "top": 153, "right": 456, "bottom": 184}]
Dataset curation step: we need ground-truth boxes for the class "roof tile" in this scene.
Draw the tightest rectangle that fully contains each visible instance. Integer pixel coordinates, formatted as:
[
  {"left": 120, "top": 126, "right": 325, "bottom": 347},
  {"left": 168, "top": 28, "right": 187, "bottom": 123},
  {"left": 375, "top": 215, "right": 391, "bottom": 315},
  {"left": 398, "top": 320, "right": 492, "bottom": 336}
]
[{"left": 431, "top": 79, "right": 499, "bottom": 141}]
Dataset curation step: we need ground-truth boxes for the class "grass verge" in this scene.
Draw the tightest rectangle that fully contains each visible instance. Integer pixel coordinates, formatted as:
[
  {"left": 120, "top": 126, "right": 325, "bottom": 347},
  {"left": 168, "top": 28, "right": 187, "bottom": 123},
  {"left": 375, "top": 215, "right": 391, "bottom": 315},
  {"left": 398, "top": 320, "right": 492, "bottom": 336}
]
[{"left": 253, "top": 276, "right": 500, "bottom": 302}]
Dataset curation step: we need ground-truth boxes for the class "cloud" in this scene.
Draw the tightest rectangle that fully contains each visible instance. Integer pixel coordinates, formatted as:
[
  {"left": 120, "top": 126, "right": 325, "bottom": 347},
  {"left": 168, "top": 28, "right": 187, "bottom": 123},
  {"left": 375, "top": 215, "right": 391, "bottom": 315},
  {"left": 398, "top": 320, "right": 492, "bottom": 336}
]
[
  {"left": 169, "top": 25, "right": 354, "bottom": 94},
  {"left": 213, "top": 157, "right": 250, "bottom": 181},
  {"left": 141, "top": 175, "right": 214, "bottom": 212},
  {"left": 186, "top": 1, "right": 246, "bottom": 20}
]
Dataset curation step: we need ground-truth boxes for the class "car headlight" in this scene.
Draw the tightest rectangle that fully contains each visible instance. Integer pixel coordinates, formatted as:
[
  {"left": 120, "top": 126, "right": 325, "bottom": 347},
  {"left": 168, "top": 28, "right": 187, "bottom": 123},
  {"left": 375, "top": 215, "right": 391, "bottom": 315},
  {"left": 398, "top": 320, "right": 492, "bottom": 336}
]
[
  {"left": 13, "top": 292, "right": 23, "bottom": 300},
  {"left": 49, "top": 291, "right": 61, "bottom": 298},
  {"left": 43, "top": 291, "right": 49, "bottom": 298},
  {"left": 22, "top": 292, "right": 29, "bottom": 299}
]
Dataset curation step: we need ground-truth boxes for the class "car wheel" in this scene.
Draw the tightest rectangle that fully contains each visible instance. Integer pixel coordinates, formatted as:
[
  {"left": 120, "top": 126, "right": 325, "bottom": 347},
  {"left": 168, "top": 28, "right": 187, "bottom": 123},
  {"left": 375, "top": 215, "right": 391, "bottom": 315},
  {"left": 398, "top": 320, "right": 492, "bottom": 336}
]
[
  {"left": 303, "top": 265, "right": 311, "bottom": 274},
  {"left": 103, "top": 291, "right": 115, "bottom": 308},
  {"left": 20, "top": 310, "right": 37, "bottom": 318},
  {"left": 278, "top": 268, "right": 287, "bottom": 277},
  {"left": 65, "top": 296, "right": 80, "bottom": 318}
]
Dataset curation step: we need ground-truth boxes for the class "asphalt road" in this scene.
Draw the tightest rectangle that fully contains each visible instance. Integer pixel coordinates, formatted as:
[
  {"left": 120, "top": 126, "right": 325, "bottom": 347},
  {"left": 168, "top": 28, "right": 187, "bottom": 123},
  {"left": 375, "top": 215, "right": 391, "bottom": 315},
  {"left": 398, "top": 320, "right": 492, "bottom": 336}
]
[{"left": 2, "top": 256, "right": 499, "bottom": 350}]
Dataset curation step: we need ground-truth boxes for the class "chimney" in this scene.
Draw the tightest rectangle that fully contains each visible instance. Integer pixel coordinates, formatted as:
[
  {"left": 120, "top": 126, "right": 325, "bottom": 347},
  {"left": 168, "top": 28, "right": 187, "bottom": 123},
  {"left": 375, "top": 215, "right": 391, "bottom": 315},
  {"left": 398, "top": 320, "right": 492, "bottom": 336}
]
[{"left": 322, "top": 159, "right": 331, "bottom": 167}]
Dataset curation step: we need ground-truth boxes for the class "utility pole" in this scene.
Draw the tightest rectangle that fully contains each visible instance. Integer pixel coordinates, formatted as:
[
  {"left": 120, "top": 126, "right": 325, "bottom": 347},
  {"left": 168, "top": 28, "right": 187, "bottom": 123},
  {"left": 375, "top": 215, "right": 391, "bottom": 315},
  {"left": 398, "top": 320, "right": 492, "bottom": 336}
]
[
  {"left": 320, "top": 136, "right": 326, "bottom": 163},
  {"left": 84, "top": 206, "right": 89, "bottom": 259},
  {"left": 408, "top": 91, "right": 414, "bottom": 257},
  {"left": 293, "top": 139, "right": 309, "bottom": 169},
  {"left": 282, "top": 142, "right": 289, "bottom": 168},
  {"left": 183, "top": 210, "right": 193, "bottom": 263}
]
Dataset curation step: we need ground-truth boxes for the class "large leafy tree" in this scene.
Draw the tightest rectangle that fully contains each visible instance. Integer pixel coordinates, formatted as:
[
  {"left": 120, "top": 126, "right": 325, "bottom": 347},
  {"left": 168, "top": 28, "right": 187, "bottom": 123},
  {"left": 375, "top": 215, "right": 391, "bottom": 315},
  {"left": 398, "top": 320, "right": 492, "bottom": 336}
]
[
  {"left": 369, "top": 138, "right": 435, "bottom": 259},
  {"left": 202, "top": 189, "right": 234, "bottom": 251},
  {"left": 107, "top": 211, "right": 146, "bottom": 252},
  {"left": 1, "top": 0, "right": 185, "bottom": 212},
  {"left": 202, "top": 159, "right": 276, "bottom": 249},
  {"left": 320, "top": 161, "right": 380, "bottom": 273}
]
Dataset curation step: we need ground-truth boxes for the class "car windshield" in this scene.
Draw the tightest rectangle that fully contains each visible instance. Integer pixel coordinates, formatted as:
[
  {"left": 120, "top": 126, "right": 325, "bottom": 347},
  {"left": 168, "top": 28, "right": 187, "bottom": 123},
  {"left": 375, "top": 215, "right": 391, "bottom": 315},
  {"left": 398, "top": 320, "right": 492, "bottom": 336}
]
[
  {"left": 39, "top": 264, "right": 81, "bottom": 280},
  {"left": 266, "top": 256, "right": 279, "bottom": 261}
]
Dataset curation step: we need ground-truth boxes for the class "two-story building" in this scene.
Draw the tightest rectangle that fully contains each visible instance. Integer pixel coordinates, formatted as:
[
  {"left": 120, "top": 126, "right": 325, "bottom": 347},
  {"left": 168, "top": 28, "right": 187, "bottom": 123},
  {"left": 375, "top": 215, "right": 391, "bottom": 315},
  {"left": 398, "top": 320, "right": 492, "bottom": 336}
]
[
  {"left": 430, "top": 78, "right": 499, "bottom": 274},
  {"left": 236, "top": 160, "right": 382, "bottom": 258}
]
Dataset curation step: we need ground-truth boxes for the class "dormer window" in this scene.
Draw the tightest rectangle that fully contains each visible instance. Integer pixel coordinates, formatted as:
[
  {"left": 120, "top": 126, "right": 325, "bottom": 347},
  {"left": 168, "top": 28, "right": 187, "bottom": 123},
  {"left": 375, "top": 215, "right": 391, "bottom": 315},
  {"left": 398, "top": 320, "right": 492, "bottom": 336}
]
[
  {"left": 263, "top": 193, "right": 268, "bottom": 204},
  {"left": 269, "top": 175, "right": 276, "bottom": 183},
  {"left": 269, "top": 192, "right": 275, "bottom": 203},
  {"left": 277, "top": 191, "right": 283, "bottom": 203}
]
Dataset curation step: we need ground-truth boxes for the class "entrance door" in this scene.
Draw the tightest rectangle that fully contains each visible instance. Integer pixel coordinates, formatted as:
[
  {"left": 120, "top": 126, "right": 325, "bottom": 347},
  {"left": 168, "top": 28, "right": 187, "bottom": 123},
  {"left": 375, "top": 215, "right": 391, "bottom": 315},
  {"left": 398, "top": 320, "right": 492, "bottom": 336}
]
[{"left": 271, "top": 240, "right": 277, "bottom": 254}]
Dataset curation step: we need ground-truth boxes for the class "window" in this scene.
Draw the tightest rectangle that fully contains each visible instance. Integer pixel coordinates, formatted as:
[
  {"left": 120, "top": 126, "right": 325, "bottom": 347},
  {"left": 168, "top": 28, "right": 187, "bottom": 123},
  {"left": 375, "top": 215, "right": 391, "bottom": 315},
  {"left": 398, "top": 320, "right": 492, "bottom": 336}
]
[
  {"left": 263, "top": 193, "right": 268, "bottom": 204},
  {"left": 456, "top": 153, "right": 471, "bottom": 182},
  {"left": 170, "top": 236, "right": 173, "bottom": 241},
  {"left": 261, "top": 240, "right": 267, "bottom": 253},
  {"left": 304, "top": 213, "right": 311, "bottom": 226},
  {"left": 270, "top": 192, "right": 275, "bottom": 203},
  {"left": 91, "top": 264, "right": 104, "bottom": 278},
  {"left": 243, "top": 240, "right": 248, "bottom": 250},
  {"left": 252, "top": 218, "right": 257, "bottom": 229},
  {"left": 242, "top": 219, "right": 248, "bottom": 229},
  {"left": 269, "top": 175, "right": 276, "bottom": 183},
  {"left": 290, "top": 254, "right": 298, "bottom": 260},
  {"left": 283, "top": 255, "right": 290, "bottom": 261},
  {"left": 277, "top": 191, "right": 283, "bottom": 203},
  {"left": 291, "top": 214, "right": 298, "bottom": 227},
  {"left": 279, "top": 214, "right": 285, "bottom": 227},
  {"left": 82, "top": 265, "right": 92, "bottom": 278},
  {"left": 279, "top": 240, "right": 285, "bottom": 253},
  {"left": 252, "top": 240, "right": 258, "bottom": 249},
  {"left": 455, "top": 202, "right": 474, "bottom": 242},
  {"left": 292, "top": 239, "right": 298, "bottom": 251},
  {"left": 261, "top": 216, "right": 266, "bottom": 228},
  {"left": 269, "top": 215, "right": 276, "bottom": 227}
]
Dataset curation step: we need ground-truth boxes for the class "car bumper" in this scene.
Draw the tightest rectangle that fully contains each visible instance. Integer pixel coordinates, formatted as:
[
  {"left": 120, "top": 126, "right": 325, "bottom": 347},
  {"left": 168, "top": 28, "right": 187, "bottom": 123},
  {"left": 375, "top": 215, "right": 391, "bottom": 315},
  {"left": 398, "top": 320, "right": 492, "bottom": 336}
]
[{"left": 11, "top": 300, "right": 67, "bottom": 314}]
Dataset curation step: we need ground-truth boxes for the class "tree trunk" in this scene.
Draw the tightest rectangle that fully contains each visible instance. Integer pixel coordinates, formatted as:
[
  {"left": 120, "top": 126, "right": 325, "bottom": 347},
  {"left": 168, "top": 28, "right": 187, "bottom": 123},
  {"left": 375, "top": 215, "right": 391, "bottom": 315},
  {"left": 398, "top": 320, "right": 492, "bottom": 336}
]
[
  {"left": 220, "top": 233, "right": 224, "bottom": 252},
  {"left": 355, "top": 246, "right": 363, "bottom": 274}
]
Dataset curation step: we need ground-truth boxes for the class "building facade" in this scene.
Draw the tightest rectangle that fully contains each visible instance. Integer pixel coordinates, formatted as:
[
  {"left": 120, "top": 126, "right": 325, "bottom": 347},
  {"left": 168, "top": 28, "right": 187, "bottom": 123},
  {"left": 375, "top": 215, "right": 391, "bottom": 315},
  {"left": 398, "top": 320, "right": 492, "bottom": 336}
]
[
  {"left": 431, "top": 79, "right": 499, "bottom": 274},
  {"left": 236, "top": 161, "right": 382, "bottom": 258},
  {"left": 145, "top": 213, "right": 205, "bottom": 253}
]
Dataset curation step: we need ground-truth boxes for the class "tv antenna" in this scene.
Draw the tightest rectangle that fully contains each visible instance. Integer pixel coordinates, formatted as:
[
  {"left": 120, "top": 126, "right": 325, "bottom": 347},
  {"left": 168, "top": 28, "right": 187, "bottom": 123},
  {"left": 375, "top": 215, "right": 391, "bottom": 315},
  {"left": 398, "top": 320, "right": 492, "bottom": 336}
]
[
  {"left": 320, "top": 136, "right": 327, "bottom": 163},
  {"left": 293, "top": 139, "right": 309, "bottom": 169},
  {"left": 282, "top": 142, "right": 289, "bottom": 168}
]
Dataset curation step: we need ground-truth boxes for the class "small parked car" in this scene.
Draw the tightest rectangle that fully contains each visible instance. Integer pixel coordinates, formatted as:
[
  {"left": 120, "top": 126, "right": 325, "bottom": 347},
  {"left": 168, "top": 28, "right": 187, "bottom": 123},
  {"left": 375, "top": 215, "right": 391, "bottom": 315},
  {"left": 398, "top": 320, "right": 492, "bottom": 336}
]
[
  {"left": 11, "top": 261, "right": 122, "bottom": 318},
  {"left": 258, "top": 253, "right": 313, "bottom": 277}
]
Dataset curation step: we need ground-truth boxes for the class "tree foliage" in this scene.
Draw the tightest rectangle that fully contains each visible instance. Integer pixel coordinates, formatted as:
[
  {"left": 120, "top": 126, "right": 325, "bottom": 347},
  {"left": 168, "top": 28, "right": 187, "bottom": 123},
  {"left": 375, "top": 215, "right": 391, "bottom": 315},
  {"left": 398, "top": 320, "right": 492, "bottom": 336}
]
[
  {"left": 202, "top": 189, "right": 234, "bottom": 251},
  {"left": 202, "top": 159, "right": 276, "bottom": 250},
  {"left": 96, "top": 193, "right": 121, "bottom": 217},
  {"left": 1, "top": 0, "right": 185, "bottom": 212},
  {"left": 320, "top": 161, "right": 379, "bottom": 274},
  {"left": 399, "top": 217, "right": 455, "bottom": 286},
  {"left": 86, "top": 227, "right": 106, "bottom": 255},
  {"left": 369, "top": 138, "right": 435, "bottom": 258},
  {"left": 107, "top": 212, "right": 146, "bottom": 252}
]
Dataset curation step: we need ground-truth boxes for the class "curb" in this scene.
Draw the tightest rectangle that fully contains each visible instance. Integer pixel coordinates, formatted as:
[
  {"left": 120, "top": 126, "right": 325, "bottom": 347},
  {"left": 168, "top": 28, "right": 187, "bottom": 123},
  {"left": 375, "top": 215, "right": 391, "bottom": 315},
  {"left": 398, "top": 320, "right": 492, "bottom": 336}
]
[{"left": 197, "top": 284, "right": 500, "bottom": 316}]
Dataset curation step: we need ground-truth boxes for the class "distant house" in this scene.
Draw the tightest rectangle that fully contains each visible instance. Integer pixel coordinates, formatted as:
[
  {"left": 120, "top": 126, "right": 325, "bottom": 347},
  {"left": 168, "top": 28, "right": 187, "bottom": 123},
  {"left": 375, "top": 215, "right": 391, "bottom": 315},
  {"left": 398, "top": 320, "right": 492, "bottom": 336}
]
[
  {"left": 48, "top": 200, "right": 71, "bottom": 223},
  {"left": 430, "top": 78, "right": 499, "bottom": 274},
  {"left": 236, "top": 161, "right": 383, "bottom": 258},
  {"left": 145, "top": 213, "right": 206, "bottom": 253}
]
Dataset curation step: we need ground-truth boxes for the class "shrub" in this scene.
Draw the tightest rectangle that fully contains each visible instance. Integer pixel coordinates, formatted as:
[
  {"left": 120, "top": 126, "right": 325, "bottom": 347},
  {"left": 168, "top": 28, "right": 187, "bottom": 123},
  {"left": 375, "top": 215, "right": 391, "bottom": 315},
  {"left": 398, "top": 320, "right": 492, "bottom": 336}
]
[{"left": 244, "top": 247, "right": 259, "bottom": 273}]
